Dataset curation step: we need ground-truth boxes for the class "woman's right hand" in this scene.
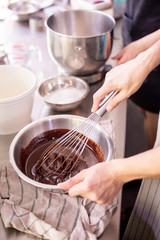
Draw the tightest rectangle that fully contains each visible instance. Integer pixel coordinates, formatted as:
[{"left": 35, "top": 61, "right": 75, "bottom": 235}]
[
  {"left": 92, "top": 39, "right": 160, "bottom": 112},
  {"left": 92, "top": 51, "right": 151, "bottom": 112}
]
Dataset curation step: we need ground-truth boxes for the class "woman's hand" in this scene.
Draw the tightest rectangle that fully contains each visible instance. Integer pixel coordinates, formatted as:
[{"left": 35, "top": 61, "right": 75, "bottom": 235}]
[
  {"left": 112, "top": 41, "right": 144, "bottom": 65},
  {"left": 58, "top": 161, "right": 123, "bottom": 205},
  {"left": 58, "top": 147, "right": 160, "bottom": 204},
  {"left": 92, "top": 54, "right": 149, "bottom": 112},
  {"left": 113, "top": 29, "right": 160, "bottom": 65},
  {"left": 58, "top": 41, "right": 160, "bottom": 205},
  {"left": 92, "top": 40, "right": 160, "bottom": 112}
]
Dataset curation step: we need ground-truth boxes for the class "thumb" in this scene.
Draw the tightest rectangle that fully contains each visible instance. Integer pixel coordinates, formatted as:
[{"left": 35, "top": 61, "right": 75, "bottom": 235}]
[
  {"left": 106, "top": 91, "right": 125, "bottom": 111},
  {"left": 68, "top": 181, "right": 86, "bottom": 197},
  {"left": 116, "top": 57, "right": 128, "bottom": 65},
  {"left": 91, "top": 85, "right": 112, "bottom": 112},
  {"left": 112, "top": 50, "right": 123, "bottom": 60},
  {"left": 58, "top": 170, "right": 85, "bottom": 190}
]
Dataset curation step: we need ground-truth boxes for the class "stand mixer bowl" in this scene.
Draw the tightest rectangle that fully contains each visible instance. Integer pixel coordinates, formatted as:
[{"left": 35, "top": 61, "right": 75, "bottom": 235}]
[{"left": 46, "top": 10, "right": 115, "bottom": 76}]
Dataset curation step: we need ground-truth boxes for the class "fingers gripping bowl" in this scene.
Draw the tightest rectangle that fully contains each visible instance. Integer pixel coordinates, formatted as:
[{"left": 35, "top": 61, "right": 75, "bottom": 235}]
[{"left": 9, "top": 115, "right": 113, "bottom": 190}]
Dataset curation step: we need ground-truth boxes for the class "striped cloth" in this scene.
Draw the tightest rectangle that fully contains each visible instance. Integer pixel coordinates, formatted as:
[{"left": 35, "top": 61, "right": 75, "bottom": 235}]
[
  {"left": 123, "top": 178, "right": 160, "bottom": 240},
  {"left": 123, "top": 114, "right": 160, "bottom": 240},
  {"left": 0, "top": 164, "right": 117, "bottom": 240}
]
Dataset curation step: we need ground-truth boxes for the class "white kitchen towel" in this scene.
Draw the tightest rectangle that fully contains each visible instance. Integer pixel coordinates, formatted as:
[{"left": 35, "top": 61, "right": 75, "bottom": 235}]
[{"left": 0, "top": 164, "right": 117, "bottom": 240}]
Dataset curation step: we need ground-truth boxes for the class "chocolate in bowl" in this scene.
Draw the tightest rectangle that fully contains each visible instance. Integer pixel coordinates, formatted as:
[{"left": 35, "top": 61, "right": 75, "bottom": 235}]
[
  {"left": 19, "top": 128, "right": 104, "bottom": 185},
  {"left": 9, "top": 115, "right": 113, "bottom": 190}
]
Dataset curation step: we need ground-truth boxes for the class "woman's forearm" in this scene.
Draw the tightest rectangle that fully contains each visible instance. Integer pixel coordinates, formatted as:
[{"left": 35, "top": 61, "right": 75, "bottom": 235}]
[
  {"left": 114, "top": 146, "right": 160, "bottom": 184},
  {"left": 134, "top": 29, "right": 160, "bottom": 52},
  {"left": 137, "top": 39, "right": 160, "bottom": 73}
]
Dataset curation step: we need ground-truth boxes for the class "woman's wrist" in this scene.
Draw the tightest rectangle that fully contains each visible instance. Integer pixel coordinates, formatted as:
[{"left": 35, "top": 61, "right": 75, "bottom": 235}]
[
  {"left": 110, "top": 147, "right": 160, "bottom": 185},
  {"left": 137, "top": 40, "right": 160, "bottom": 73},
  {"left": 134, "top": 29, "right": 160, "bottom": 51}
]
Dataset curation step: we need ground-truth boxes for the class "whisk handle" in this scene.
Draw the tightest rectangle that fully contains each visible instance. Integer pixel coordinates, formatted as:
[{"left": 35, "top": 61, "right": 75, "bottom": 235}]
[{"left": 95, "top": 90, "right": 118, "bottom": 117}]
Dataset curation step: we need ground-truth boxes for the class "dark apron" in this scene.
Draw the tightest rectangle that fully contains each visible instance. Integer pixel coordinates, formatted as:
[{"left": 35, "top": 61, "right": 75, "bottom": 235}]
[{"left": 122, "top": 0, "right": 160, "bottom": 113}]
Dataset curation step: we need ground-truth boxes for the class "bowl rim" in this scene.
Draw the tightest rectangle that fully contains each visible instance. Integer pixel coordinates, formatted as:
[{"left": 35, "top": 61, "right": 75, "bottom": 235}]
[
  {"left": 9, "top": 114, "right": 113, "bottom": 189},
  {"left": 45, "top": 9, "right": 115, "bottom": 39},
  {"left": 0, "top": 65, "right": 37, "bottom": 104},
  {"left": 8, "top": 0, "right": 40, "bottom": 15},
  {"left": 38, "top": 75, "right": 90, "bottom": 105}
]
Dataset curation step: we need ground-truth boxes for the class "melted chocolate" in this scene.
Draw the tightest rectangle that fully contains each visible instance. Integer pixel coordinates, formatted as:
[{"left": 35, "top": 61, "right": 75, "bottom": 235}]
[{"left": 20, "top": 129, "right": 104, "bottom": 185}]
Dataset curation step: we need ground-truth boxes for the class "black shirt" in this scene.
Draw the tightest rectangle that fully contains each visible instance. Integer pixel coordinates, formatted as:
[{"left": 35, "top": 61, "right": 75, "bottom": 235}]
[{"left": 122, "top": 0, "right": 160, "bottom": 113}]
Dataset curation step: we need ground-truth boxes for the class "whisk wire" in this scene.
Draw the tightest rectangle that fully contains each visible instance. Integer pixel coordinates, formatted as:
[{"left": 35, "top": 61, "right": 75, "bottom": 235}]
[
  {"left": 60, "top": 115, "right": 100, "bottom": 175},
  {"left": 39, "top": 112, "right": 100, "bottom": 166},
  {"left": 35, "top": 91, "right": 117, "bottom": 182},
  {"left": 42, "top": 113, "right": 100, "bottom": 176}
]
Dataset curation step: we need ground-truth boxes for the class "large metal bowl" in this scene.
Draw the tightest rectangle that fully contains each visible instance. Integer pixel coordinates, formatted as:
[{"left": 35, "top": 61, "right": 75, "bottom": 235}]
[
  {"left": 9, "top": 115, "right": 113, "bottom": 190},
  {"left": 46, "top": 10, "right": 115, "bottom": 76}
]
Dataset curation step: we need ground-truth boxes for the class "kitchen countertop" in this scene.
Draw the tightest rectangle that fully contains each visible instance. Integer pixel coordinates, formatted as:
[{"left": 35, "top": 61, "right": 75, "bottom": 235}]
[{"left": 0, "top": 2, "right": 126, "bottom": 240}]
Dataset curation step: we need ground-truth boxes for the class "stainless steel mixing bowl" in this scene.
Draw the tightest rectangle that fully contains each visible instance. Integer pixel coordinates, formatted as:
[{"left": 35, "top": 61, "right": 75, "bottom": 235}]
[
  {"left": 38, "top": 76, "right": 89, "bottom": 111},
  {"left": 46, "top": 10, "right": 115, "bottom": 76},
  {"left": 8, "top": 1, "right": 40, "bottom": 21},
  {"left": 9, "top": 115, "right": 113, "bottom": 190}
]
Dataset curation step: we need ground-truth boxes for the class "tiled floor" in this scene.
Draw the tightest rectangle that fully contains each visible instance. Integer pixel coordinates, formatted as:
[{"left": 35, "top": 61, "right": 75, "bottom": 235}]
[{"left": 120, "top": 99, "right": 147, "bottom": 238}]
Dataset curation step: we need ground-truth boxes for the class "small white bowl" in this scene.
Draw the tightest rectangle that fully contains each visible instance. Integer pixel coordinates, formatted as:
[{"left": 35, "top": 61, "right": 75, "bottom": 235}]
[
  {"left": 38, "top": 76, "right": 89, "bottom": 112},
  {"left": 0, "top": 65, "right": 37, "bottom": 135}
]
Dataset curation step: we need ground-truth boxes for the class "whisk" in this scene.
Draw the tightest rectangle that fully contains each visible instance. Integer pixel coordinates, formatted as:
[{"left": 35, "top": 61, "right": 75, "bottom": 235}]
[{"left": 34, "top": 90, "right": 118, "bottom": 183}]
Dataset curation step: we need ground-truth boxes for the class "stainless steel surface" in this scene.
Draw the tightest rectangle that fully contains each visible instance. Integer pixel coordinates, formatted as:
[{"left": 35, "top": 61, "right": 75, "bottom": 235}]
[
  {"left": 8, "top": 1, "right": 40, "bottom": 21},
  {"left": 46, "top": 10, "right": 115, "bottom": 76},
  {"left": 38, "top": 75, "right": 89, "bottom": 111},
  {"left": 29, "top": 15, "right": 44, "bottom": 31},
  {"left": 37, "top": 0, "right": 55, "bottom": 9},
  {"left": 0, "top": 44, "right": 9, "bottom": 65},
  {"left": 0, "top": 8, "right": 125, "bottom": 239},
  {"left": 77, "top": 64, "right": 112, "bottom": 84},
  {"left": 9, "top": 114, "right": 113, "bottom": 190}
]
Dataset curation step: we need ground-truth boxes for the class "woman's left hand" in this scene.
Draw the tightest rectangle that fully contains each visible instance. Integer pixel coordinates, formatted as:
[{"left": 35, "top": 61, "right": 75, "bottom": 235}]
[
  {"left": 58, "top": 161, "right": 123, "bottom": 204},
  {"left": 112, "top": 40, "right": 145, "bottom": 65}
]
